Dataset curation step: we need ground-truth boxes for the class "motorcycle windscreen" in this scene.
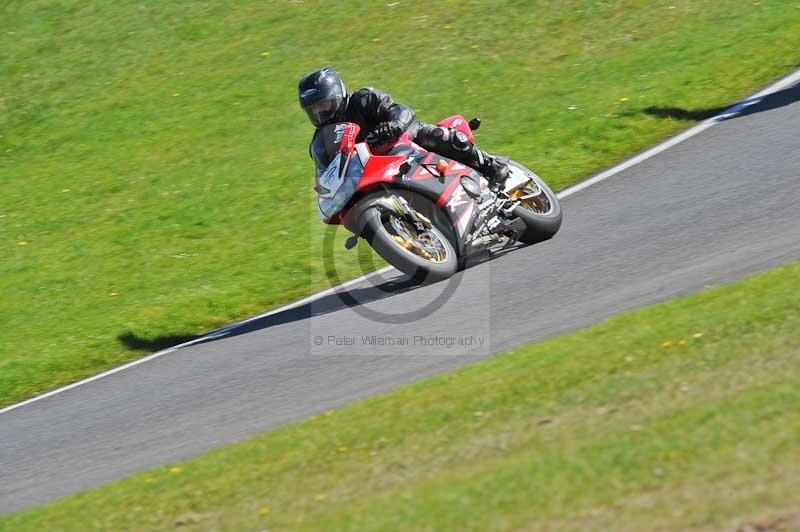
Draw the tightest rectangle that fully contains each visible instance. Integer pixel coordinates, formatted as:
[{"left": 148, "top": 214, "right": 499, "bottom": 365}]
[
  {"left": 311, "top": 123, "right": 350, "bottom": 174},
  {"left": 317, "top": 151, "right": 365, "bottom": 221}
]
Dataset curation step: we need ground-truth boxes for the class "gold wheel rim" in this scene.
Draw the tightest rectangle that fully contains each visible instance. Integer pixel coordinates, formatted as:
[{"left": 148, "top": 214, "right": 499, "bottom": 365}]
[
  {"left": 386, "top": 217, "right": 448, "bottom": 263},
  {"left": 510, "top": 184, "right": 550, "bottom": 214}
]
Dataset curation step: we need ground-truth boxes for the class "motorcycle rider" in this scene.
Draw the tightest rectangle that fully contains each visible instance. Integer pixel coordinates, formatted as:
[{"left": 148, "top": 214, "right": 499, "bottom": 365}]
[{"left": 298, "top": 66, "right": 510, "bottom": 184}]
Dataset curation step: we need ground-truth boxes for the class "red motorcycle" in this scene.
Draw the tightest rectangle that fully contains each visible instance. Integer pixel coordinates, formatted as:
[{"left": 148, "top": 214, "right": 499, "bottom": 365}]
[{"left": 313, "top": 115, "right": 562, "bottom": 283}]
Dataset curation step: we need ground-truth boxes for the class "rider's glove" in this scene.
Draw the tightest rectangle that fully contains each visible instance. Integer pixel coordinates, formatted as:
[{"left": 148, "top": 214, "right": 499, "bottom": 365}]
[{"left": 366, "top": 121, "right": 404, "bottom": 148}]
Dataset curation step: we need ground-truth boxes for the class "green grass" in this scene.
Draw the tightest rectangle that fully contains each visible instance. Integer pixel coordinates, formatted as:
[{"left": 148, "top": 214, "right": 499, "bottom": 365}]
[
  {"left": 2, "top": 0, "right": 800, "bottom": 406},
  {"left": 3, "top": 262, "right": 798, "bottom": 531}
]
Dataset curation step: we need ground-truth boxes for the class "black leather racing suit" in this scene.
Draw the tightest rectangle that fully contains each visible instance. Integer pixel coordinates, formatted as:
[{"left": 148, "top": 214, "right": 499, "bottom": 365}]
[{"left": 309, "top": 87, "right": 506, "bottom": 180}]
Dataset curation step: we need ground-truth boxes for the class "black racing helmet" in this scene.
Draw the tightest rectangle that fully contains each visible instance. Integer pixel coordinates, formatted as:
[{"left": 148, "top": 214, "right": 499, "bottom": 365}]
[{"left": 298, "top": 67, "right": 347, "bottom": 128}]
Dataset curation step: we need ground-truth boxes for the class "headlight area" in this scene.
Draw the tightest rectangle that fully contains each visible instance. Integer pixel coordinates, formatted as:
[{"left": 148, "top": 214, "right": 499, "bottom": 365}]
[
  {"left": 318, "top": 173, "right": 360, "bottom": 221},
  {"left": 317, "top": 154, "right": 364, "bottom": 221}
]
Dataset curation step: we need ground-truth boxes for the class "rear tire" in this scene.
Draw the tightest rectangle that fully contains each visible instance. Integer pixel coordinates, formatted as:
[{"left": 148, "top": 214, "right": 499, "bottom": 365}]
[
  {"left": 359, "top": 199, "right": 458, "bottom": 284},
  {"left": 507, "top": 160, "right": 562, "bottom": 244}
]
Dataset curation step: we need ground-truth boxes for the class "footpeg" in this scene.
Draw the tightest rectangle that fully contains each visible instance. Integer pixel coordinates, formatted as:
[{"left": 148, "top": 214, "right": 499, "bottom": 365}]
[
  {"left": 488, "top": 216, "right": 525, "bottom": 236},
  {"left": 501, "top": 217, "right": 527, "bottom": 248}
]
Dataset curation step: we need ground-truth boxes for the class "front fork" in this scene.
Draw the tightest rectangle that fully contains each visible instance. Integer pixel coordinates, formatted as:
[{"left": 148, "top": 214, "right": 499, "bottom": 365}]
[
  {"left": 344, "top": 195, "right": 433, "bottom": 250},
  {"left": 370, "top": 195, "right": 432, "bottom": 233}
]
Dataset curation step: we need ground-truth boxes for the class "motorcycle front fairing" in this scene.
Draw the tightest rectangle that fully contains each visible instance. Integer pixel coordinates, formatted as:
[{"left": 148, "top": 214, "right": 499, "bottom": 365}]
[
  {"left": 317, "top": 152, "right": 365, "bottom": 222},
  {"left": 312, "top": 123, "right": 364, "bottom": 223}
]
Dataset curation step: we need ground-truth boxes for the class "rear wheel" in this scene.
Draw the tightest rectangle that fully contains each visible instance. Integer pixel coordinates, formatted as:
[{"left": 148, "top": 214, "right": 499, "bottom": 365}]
[
  {"left": 360, "top": 198, "right": 458, "bottom": 284},
  {"left": 507, "top": 160, "right": 562, "bottom": 244}
]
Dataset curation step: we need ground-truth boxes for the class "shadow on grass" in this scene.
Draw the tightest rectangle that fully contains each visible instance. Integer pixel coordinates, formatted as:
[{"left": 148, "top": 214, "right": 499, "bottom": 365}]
[
  {"left": 115, "top": 274, "right": 421, "bottom": 353},
  {"left": 644, "top": 83, "right": 800, "bottom": 122},
  {"left": 644, "top": 105, "right": 728, "bottom": 121},
  {"left": 118, "top": 332, "right": 201, "bottom": 352},
  {"left": 115, "top": 243, "right": 523, "bottom": 353}
]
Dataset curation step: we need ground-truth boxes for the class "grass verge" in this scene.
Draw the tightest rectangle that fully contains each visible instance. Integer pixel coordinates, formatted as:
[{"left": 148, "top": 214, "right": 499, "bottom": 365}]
[
  {"left": 2, "top": 0, "right": 800, "bottom": 405},
  {"left": 2, "top": 262, "right": 798, "bottom": 531}
]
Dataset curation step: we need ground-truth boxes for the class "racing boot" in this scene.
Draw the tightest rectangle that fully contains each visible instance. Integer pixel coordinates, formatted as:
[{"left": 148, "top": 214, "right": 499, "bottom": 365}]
[{"left": 474, "top": 148, "right": 510, "bottom": 188}]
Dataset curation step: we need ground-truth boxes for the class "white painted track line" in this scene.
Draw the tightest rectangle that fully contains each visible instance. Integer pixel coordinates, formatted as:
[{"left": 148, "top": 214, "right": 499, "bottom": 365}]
[
  {"left": 2, "top": 67, "right": 799, "bottom": 416},
  {"left": 0, "top": 265, "right": 394, "bottom": 415},
  {"left": 558, "top": 67, "right": 800, "bottom": 199}
]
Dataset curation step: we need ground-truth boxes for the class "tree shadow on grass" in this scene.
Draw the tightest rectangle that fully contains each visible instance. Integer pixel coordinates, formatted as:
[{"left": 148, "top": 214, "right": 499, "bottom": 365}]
[{"left": 644, "top": 83, "right": 800, "bottom": 122}]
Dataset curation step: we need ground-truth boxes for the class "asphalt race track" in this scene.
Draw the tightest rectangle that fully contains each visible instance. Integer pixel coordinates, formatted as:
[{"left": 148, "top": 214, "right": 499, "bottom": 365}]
[{"left": 2, "top": 79, "right": 799, "bottom": 514}]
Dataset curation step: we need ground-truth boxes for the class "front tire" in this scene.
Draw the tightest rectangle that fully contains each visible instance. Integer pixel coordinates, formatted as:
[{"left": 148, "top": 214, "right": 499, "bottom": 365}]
[{"left": 359, "top": 199, "right": 458, "bottom": 284}]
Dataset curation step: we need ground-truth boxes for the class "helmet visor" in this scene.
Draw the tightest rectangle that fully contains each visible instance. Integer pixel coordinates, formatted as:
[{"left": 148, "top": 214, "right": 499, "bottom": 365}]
[{"left": 304, "top": 98, "right": 339, "bottom": 128}]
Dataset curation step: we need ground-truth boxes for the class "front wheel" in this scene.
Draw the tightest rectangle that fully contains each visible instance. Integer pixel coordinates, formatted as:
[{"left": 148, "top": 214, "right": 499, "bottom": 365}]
[
  {"left": 506, "top": 160, "right": 562, "bottom": 244},
  {"left": 360, "top": 201, "right": 458, "bottom": 284}
]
